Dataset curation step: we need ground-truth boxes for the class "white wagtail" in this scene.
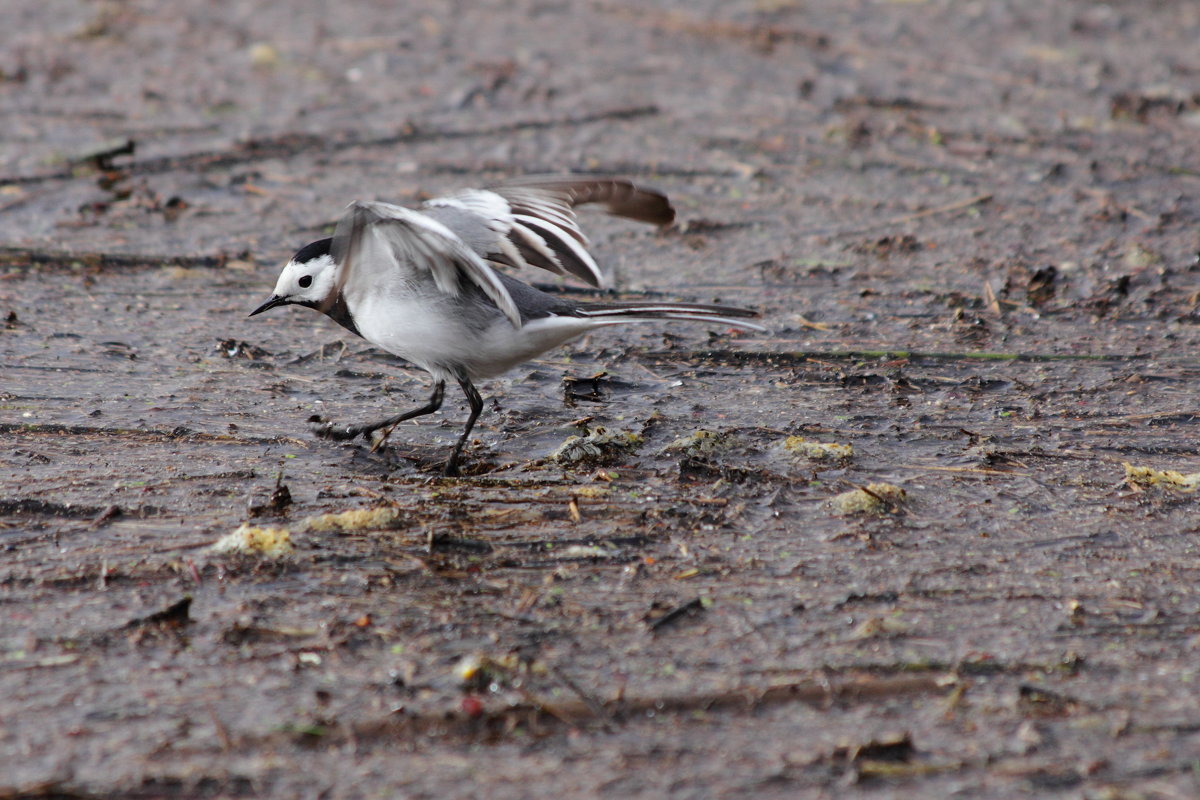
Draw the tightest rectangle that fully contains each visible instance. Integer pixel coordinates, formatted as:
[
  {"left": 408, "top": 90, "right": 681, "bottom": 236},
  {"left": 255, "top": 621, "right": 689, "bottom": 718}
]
[{"left": 250, "top": 175, "right": 764, "bottom": 475}]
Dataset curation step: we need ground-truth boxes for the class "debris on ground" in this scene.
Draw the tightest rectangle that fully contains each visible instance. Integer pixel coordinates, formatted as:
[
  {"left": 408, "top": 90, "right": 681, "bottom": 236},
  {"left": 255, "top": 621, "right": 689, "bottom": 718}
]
[
  {"left": 850, "top": 614, "right": 911, "bottom": 640},
  {"left": 246, "top": 474, "right": 292, "bottom": 517},
  {"left": 550, "top": 426, "right": 642, "bottom": 467},
  {"left": 456, "top": 652, "right": 540, "bottom": 691},
  {"left": 211, "top": 524, "right": 294, "bottom": 556},
  {"left": 659, "top": 429, "right": 729, "bottom": 457}
]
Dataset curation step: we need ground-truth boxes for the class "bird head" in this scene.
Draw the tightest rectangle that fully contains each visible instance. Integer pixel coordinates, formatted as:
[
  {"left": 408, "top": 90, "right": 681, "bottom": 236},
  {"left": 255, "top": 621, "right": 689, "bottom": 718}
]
[{"left": 249, "top": 238, "right": 337, "bottom": 316}]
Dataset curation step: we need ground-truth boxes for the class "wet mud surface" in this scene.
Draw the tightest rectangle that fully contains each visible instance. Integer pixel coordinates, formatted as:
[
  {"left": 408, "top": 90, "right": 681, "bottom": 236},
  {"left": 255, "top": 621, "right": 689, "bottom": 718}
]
[{"left": 4, "top": 1, "right": 1200, "bottom": 797}]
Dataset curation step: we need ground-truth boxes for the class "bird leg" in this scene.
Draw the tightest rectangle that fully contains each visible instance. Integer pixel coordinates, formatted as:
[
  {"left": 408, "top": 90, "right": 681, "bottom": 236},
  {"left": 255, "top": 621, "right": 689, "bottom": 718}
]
[
  {"left": 312, "top": 380, "right": 446, "bottom": 444},
  {"left": 310, "top": 378, "right": 483, "bottom": 477},
  {"left": 443, "top": 377, "right": 484, "bottom": 477}
]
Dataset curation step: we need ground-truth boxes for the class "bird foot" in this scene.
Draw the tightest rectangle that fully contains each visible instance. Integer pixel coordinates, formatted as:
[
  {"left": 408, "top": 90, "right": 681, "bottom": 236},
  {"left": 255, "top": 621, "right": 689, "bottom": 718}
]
[{"left": 308, "top": 415, "right": 367, "bottom": 442}]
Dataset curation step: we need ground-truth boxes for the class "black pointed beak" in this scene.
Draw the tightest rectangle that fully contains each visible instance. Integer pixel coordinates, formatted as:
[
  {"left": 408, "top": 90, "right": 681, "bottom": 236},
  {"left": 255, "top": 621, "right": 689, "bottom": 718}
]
[{"left": 249, "top": 295, "right": 287, "bottom": 317}]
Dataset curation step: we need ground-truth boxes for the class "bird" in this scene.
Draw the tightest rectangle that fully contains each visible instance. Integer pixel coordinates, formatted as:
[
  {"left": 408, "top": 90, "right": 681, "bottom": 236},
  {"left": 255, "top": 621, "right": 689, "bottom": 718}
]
[{"left": 250, "top": 175, "right": 764, "bottom": 476}]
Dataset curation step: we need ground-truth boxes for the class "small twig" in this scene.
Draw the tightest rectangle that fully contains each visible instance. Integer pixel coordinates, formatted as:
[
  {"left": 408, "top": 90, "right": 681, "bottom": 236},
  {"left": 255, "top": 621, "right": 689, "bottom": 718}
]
[
  {"left": 982, "top": 278, "right": 1001, "bottom": 315},
  {"left": 207, "top": 704, "right": 235, "bottom": 752},
  {"left": 546, "top": 665, "right": 613, "bottom": 724},
  {"left": 119, "top": 596, "right": 192, "bottom": 630}
]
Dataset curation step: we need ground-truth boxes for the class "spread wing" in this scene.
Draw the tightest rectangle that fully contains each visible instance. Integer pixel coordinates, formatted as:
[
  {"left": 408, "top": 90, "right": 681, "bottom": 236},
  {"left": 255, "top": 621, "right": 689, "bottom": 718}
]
[
  {"left": 421, "top": 176, "right": 675, "bottom": 288},
  {"left": 330, "top": 200, "right": 521, "bottom": 326}
]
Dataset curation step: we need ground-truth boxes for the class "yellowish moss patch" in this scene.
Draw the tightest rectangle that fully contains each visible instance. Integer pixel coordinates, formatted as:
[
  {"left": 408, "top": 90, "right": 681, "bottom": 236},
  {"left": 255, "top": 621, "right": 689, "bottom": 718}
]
[
  {"left": 211, "top": 524, "right": 294, "bottom": 557},
  {"left": 784, "top": 436, "right": 854, "bottom": 461},
  {"left": 301, "top": 506, "right": 405, "bottom": 532},
  {"left": 830, "top": 483, "right": 907, "bottom": 515},
  {"left": 1123, "top": 463, "right": 1200, "bottom": 492}
]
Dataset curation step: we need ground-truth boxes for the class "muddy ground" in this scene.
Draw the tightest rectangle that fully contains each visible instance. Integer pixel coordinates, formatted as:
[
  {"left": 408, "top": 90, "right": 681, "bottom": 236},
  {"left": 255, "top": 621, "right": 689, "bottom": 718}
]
[{"left": 4, "top": 0, "right": 1200, "bottom": 797}]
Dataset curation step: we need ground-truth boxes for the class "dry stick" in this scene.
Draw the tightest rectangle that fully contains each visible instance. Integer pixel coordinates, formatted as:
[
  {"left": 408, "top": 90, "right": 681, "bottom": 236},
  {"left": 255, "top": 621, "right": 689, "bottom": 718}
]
[
  {"left": 0, "top": 105, "right": 660, "bottom": 186},
  {"left": 648, "top": 597, "right": 705, "bottom": 632},
  {"left": 346, "top": 673, "right": 953, "bottom": 743},
  {"left": 596, "top": 2, "right": 828, "bottom": 50},
  {"left": 1092, "top": 410, "right": 1200, "bottom": 425},
  {"left": 424, "top": 158, "right": 740, "bottom": 179},
  {"left": 809, "top": 193, "right": 994, "bottom": 239},
  {"left": 897, "top": 465, "right": 1031, "bottom": 476},
  {"left": 0, "top": 421, "right": 304, "bottom": 447},
  {"left": 0, "top": 246, "right": 236, "bottom": 270}
]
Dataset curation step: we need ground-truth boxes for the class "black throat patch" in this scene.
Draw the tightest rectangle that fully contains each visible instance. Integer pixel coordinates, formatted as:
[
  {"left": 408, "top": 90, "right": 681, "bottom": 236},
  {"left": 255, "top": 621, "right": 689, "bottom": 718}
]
[
  {"left": 300, "top": 291, "right": 360, "bottom": 337},
  {"left": 320, "top": 292, "right": 361, "bottom": 337}
]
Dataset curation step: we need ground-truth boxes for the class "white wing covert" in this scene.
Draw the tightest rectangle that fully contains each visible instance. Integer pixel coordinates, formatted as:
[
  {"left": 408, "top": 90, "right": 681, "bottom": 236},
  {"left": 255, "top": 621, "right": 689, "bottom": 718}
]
[
  {"left": 424, "top": 176, "right": 674, "bottom": 289},
  {"left": 331, "top": 200, "right": 521, "bottom": 327}
]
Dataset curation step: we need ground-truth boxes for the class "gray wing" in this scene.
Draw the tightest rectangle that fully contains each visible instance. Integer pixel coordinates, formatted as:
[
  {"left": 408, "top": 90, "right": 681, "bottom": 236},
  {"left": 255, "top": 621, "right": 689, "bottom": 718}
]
[
  {"left": 421, "top": 175, "right": 675, "bottom": 288},
  {"left": 331, "top": 200, "right": 521, "bottom": 326}
]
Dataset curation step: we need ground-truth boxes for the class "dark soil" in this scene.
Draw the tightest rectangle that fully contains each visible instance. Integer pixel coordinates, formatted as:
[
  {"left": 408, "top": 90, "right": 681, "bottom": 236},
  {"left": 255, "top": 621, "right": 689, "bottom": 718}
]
[{"left": 4, "top": 1, "right": 1200, "bottom": 797}]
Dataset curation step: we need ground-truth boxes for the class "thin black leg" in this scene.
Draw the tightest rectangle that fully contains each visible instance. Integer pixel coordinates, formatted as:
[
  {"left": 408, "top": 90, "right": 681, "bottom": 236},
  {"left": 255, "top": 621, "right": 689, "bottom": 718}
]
[
  {"left": 444, "top": 377, "right": 484, "bottom": 477},
  {"left": 313, "top": 381, "right": 446, "bottom": 441}
]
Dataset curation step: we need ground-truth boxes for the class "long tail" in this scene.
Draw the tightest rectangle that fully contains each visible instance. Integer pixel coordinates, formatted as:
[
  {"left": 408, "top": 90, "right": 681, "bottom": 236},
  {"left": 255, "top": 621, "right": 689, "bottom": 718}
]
[
  {"left": 573, "top": 300, "right": 766, "bottom": 332},
  {"left": 492, "top": 175, "right": 675, "bottom": 226}
]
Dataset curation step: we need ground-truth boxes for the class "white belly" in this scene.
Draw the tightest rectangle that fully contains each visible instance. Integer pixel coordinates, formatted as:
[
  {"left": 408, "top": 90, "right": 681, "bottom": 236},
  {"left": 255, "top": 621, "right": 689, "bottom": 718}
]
[
  {"left": 349, "top": 289, "right": 595, "bottom": 382},
  {"left": 459, "top": 316, "right": 597, "bottom": 379}
]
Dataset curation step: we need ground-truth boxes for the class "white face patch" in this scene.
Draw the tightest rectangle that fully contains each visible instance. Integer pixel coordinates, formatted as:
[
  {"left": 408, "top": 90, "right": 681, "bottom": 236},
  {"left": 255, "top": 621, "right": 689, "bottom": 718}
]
[{"left": 274, "top": 253, "right": 337, "bottom": 305}]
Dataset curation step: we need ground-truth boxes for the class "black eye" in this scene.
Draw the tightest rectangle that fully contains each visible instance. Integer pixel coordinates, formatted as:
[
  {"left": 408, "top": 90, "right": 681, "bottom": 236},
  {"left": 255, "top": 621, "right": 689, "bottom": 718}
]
[{"left": 298, "top": 275, "right": 313, "bottom": 288}]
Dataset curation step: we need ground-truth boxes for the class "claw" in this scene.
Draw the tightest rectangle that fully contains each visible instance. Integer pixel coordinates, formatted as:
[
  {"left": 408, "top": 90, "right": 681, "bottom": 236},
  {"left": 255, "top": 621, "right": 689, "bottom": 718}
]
[
  {"left": 311, "top": 419, "right": 355, "bottom": 441},
  {"left": 368, "top": 430, "right": 390, "bottom": 453}
]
